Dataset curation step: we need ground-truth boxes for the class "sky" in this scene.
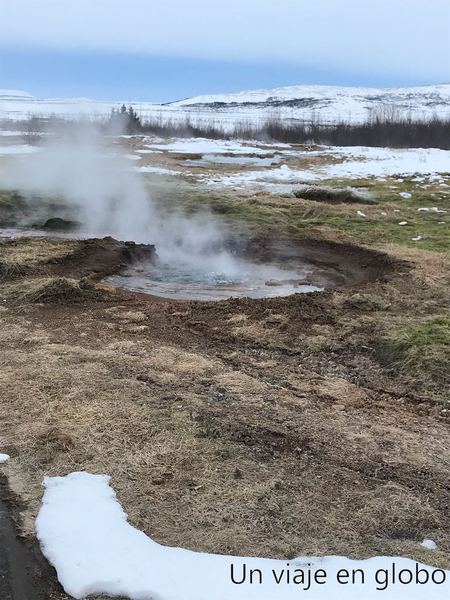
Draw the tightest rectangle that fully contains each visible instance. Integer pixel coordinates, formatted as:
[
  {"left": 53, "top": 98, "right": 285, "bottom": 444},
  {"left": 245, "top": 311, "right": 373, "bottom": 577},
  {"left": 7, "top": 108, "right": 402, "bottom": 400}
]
[{"left": 0, "top": 0, "right": 449, "bottom": 102}]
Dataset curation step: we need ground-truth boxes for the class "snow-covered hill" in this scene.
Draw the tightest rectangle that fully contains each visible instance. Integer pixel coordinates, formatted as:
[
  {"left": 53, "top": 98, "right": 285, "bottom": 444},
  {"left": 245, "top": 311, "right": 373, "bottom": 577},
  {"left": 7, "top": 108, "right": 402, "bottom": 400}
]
[
  {"left": 171, "top": 84, "right": 450, "bottom": 124},
  {"left": 1, "top": 84, "right": 450, "bottom": 128}
]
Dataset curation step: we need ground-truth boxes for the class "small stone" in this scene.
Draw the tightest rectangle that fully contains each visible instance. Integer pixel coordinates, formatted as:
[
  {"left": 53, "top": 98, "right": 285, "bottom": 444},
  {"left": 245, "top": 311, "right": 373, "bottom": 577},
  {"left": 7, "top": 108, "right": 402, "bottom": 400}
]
[{"left": 234, "top": 468, "right": 243, "bottom": 479}]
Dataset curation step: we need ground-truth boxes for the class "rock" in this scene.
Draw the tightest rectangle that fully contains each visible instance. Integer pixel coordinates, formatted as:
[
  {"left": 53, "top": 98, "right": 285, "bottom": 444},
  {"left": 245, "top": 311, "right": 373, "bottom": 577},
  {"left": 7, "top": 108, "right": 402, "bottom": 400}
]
[{"left": 41, "top": 217, "right": 81, "bottom": 231}]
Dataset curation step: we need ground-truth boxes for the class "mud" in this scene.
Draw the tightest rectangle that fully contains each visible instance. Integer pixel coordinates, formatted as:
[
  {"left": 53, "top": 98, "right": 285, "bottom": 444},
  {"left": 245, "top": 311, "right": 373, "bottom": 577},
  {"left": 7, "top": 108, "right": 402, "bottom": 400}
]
[
  {"left": 0, "top": 235, "right": 156, "bottom": 282},
  {"left": 0, "top": 477, "right": 52, "bottom": 600},
  {"left": 49, "top": 237, "right": 157, "bottom": 280},
  {"left": 226, "top": 236, "right": 403, "bottom": 288}
]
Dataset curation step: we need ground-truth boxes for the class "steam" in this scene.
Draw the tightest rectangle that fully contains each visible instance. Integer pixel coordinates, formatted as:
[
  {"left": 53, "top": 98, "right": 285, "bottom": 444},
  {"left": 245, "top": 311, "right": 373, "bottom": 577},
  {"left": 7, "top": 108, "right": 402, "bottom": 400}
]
[
  {"left": 0, "top": 125, "right": 309, "bottom": 294},
  {"left": 0, "top": 125, "right": 240, "bottom": 274}
]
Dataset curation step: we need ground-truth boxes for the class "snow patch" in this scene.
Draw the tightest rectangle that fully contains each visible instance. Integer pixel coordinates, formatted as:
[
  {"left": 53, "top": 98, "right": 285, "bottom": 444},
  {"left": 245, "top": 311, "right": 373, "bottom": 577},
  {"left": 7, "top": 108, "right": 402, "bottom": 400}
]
[
  {"left": 134, "top": 165, "right": 180, "bottom": 175},
  {"left": 0, "top": 144, "right": 41, "bottom": 155},
  {"left": 206, "top": 147, "right": 450, "bottom": 189},
  {"left": 36, "top": 472, "right": 450, "bottom": 600},
  {"left": 145, "top": 138, "right": 274, "bottom": 155},
  {"left": 421, "top": 540, "right": 438, "bottom": 551}
]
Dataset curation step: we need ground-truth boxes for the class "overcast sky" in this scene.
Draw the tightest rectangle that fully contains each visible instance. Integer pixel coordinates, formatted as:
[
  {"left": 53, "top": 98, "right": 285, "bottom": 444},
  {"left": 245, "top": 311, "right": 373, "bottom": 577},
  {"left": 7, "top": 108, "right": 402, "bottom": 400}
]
[{"left": 0, "top": 0, "right": 448, "bottom": 101}]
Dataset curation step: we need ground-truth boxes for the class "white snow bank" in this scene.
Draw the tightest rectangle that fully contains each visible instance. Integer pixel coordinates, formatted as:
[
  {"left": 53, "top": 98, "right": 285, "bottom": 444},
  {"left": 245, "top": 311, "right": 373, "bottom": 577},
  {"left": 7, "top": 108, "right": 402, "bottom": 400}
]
[
  {"left": 36, "top": 472, "right": 450, "bottom": 600},
  {"left": 0, "top": 453, "right": 10, "bottom": 463}
]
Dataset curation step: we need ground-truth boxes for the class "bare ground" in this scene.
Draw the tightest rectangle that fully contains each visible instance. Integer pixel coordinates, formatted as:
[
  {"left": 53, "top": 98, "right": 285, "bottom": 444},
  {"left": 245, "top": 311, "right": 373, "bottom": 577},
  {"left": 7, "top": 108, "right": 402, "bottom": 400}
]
[{"left": 0, "top": 232, "right": 449, "bottom": 598}]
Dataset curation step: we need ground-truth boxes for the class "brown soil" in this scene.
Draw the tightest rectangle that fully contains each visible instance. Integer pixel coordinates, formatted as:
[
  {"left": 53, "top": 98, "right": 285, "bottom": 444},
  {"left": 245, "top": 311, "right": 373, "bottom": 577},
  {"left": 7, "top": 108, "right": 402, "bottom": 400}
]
[
  {"left": 0, "top": 235, "right": 448, "bottom": 599},
  {"left": 231, "top": 236, "right": 405, "bottom": 288},
  {"left": 0, "top": 236, "right": 156, "bottom": 282},
  {"left": 0, "top": 476, "right": 57, "bottom": 600}
]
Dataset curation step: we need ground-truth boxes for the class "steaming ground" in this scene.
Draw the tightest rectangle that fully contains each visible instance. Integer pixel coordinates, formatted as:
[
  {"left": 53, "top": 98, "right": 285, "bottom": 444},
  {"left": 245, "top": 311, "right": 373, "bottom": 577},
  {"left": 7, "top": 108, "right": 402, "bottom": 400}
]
[
  {"left": 0, "top": 128, "right": 449, "bottom": 599},
  {"left": 0, "top": 128, "right": 286, "bottom": 299}
]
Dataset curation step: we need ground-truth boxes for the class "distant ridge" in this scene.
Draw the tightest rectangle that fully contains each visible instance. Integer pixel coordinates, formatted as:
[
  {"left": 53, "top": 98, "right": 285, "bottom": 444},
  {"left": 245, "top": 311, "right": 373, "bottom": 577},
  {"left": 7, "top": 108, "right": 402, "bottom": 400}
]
[{"left": 1, "top": 84, "right": 450, "bottom": 126}]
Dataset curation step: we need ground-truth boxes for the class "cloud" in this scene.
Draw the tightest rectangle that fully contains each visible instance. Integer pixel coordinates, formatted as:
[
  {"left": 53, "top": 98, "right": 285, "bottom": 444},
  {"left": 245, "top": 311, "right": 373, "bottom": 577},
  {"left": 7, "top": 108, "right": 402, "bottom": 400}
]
[{"left": 0, "top": 0, "right": 449, "bottom": 82}]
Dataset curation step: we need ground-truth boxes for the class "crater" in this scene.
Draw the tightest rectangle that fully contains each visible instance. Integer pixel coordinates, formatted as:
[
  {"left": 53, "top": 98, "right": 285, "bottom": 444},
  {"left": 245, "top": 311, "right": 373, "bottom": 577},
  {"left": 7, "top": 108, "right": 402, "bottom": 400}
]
[
  {"left": 0, "top": 227, "right": 401, "bottom": 302},
  {"left": 104, "top": 237, "right": 399, "bottom": 302}
]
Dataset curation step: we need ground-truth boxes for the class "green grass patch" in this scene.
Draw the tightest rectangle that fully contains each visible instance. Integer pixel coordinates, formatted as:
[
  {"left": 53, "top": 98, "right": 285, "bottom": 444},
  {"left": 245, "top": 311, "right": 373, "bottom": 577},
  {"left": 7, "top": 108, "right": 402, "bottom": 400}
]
[
  {"left": 378, "top": 316, "right": 450, "bottom": 390},
  {"left": 204, "top": 175, "right": 450, "bottom": 252}
]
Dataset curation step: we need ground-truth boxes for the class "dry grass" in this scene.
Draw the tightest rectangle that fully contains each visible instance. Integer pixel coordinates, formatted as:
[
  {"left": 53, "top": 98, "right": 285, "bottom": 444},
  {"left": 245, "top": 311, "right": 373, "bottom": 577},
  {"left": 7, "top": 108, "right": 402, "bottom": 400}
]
[
  {"left": 0, "top": 226, "right": 448, "bottom": 600},
  {"left": 0, "top": 238, "right": 77, "bottom": 272},
  {"left": 1, "top": 295, "right": 449, "bottom": 580},
  {"left": 381, "top": 243, "right": 450, "bottom": 287},
  {"left": 18, "top": 277, "right": 100, "bottom": 303}
]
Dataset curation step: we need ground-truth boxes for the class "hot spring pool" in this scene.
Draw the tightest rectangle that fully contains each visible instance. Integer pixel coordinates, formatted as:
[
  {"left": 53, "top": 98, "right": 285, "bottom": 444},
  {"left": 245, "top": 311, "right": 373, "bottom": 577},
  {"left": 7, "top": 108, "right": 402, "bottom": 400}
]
[{"left": 104, "top": 257, "right": 322, "bottom": 301}]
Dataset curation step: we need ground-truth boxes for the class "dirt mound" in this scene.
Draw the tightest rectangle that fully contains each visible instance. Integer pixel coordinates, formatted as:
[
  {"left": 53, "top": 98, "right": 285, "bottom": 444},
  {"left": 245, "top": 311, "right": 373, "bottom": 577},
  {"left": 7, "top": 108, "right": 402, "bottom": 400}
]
[
  {"left": 0, "top": 236, "right": 156, "bottom": 282},
  {"left": 21, "top": 277, "right": 101, "bottom": 304},
  {"left": 41, "top": 217, "right": 81, "bottom": 232},
  {"left": 51, "top": 237, "right": 156, "bottom": 280},
  {"left": 293, "top": 186, "right": 376, "bottom": 205}
]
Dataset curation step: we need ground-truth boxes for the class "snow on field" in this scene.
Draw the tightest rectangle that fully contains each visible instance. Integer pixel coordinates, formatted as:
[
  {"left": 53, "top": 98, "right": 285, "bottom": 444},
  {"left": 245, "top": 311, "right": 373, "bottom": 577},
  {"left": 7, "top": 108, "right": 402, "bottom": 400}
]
[
  {"left": 135, "top": 148, "right": 162, "bottom": 154},
  {"left": 134, "top": 165, "right": 181, "bottom": 175},
  {"left": 206, "top": 146, "right": 450, "bottom": 188},
  {"left": 36, "top": 472, "right": 449, "bottom": 600},
  {"left": 0, "top": 130, "right": 28, "bottom": 136},
  {"left": 146, "top": 138, "right": 275, "bottom": 155},
  {"left": 2, "top": 84, "right": 450, "bottom": 127},
  {"left": 185, "top": 154, "right": 281, "bottom": 167},
  {"left": 0, "top": 144, "right": 41, "bottom": 155},
  {"left": 0, "top": 453, "right": 10, "bottom": 463},
  {"left": 323, "top": 147, "right": 450, "bottom": 179}
]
